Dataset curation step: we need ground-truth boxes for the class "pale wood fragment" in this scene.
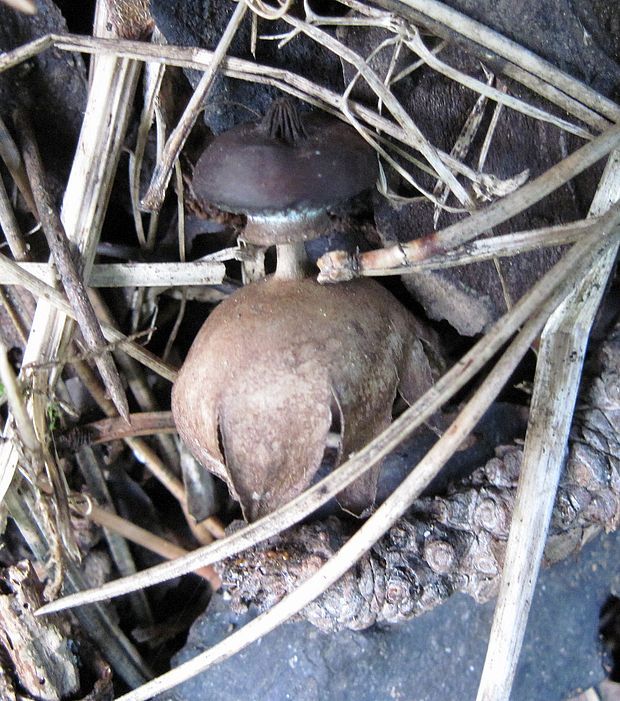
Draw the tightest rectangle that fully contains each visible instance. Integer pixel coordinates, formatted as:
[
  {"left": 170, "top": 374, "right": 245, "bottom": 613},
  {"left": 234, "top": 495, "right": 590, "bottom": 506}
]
[
  {"left": 0, "top": 261, "right": 226, "bottom": 287},
  {"left": 0, "top": 561, "right": 79, "bottom": 701},
  {"left": 475, "top": 152, "right": 620, "bottom": 701}
]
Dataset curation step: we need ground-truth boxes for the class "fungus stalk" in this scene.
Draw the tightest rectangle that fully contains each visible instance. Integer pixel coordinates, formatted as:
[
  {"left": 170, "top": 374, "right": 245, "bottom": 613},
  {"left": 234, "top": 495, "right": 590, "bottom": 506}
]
[{"left": 275, "top": 241, "right": 308, "bottom": 280}]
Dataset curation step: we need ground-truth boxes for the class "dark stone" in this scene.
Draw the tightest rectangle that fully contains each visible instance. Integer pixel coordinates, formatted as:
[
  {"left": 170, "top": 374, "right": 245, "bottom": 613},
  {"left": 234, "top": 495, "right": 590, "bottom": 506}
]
[
  {"left": 168, "top": 528, "right": 620, "bottom": 701},
  {"left": 0, "top": 0, "right": 87, "bottom": 192},
  {"left": 150, "top": 0, "right": 344, "bottom": 134},
  {"left": 440, "top": 0, "right": 620, "bottom": 100},
  {"left": 377, "top": 401, "right": 530, "bottom": 502}
]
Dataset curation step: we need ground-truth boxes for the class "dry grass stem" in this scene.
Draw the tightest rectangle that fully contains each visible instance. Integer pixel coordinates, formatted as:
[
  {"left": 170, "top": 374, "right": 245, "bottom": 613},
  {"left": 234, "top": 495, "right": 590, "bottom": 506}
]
[
  {"left": 0, "top": 7, "right": 145, "bottom": 604},
  {"left": 140, "top": 0, "right": 248, "bottom": 211},
  {"left": 73, "top": 356, "right": 117, "bottom": 415},
  {"left": 0, "top": 253, "right": 178, "bottom": 382},
  {"left": 88, "top": 290, "right": 183, "bottom": 472},
  {"left": 72, "top": 495, "right": 220, "bottom": 588},
  {"left": 0, "top": 0, "right": 36, "bottom": 14},
  {"left": 75, "top": 445, "right": 154, "bottom": 627},
  {"left": 81, "top": 411, "right": 175, "bottom": 444},
  {"left": 340, "top": 85, "right": 468, "bottom": 212},
  {"left": 404, "top": 28, "right": 592, "bottom": 140},
  {"left": 377, "top": 0, "right": 620, "bottom": 122},
  {"left": 323, "top": 0, "right": 612, "bottom": 134},
  {"left": 124, "top": 436, "right": 185, "bottom": 503},
  {"left": 19, "top": 111, "right": 130, "bottom": 420},
  {"left": 0, "top": 261, "right": 225, "bottom": 287},
  {"left": 0, "top": 33, "right": 538, "bottom": 192},
  {"left": 120, "top": 436, "right": 218, "bottom": 545},
  {"left": 433, "top": 81, "right": 490, "bottom": 226},
  {"left": 0, "top": 354, "right": 80, "bottom": 563},
  {"left": 0, "top": 115, "right": 23, "bottom": 174},
  {"left": 477, "top": 81, "right": 506, "bottom": 172},
  {"left": 497, "top": 60, "right": 611, "bottom": 132},
  {"left": 391, "top": 39, "right": 447, "bottom": 84},
  {"left": 4, "top": 486, "right": 151, "bottom": 688},
  {"left": 0, "top": 286, "right": 29, "bottom": 345},
  {"left": 0, "top": 176, "right": 29, "bottom": 261},
  {"left": 347, "top": 219, "right": 598, "bottom": 275},
  {"left": 129, "top": 32, "right": 166, "bottom": 248},
  {"left": 317, "top": 123, "right": 620, "bottom": 281},
  {"left": 0, "top": 115, "right": 36, "bottom": 215},
  {"left": 0, "top": 344, "right": 37, "bottom": 453},
  {"left": 475, "top": 153, "right": 620, "bottom": 701},
  {"left": 0, "top": 33, "right": 55, "bottom": 71},
  {"left": 284, "top": 14, "right": 473, "bottom": 208},
  {"left": 162, "top": 162, "right": 188, "bottom": 361},
  {"left": 65, "top": 339, "right": 206, "bottom": 544},
  {"left": 1, "top": 3, "right": 617, "bottom": 697}
]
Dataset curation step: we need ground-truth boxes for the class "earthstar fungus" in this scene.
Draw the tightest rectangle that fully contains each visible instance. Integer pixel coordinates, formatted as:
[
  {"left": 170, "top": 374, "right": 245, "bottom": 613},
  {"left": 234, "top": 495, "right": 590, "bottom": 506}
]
[
  {"left": 192, "top": 99, "right": 378, "bottom": 249},
  {"left": 173, "top": 100, "right": 440, "bottom": 520}
]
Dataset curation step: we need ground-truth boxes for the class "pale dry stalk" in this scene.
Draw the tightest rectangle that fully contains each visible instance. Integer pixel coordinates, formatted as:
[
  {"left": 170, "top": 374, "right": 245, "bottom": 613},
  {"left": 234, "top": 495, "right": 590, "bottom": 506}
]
[
  {"left": 475, "top": 151, "right": 620, "bottom": 701},
  {"left": 0, "top": 33, "right": 583, "bottom": 198},
  {"left": 317, "top": 123, "right": 620, "bottom": 280},
  {"left": 140, "top": 0, "right": 248, "bottom": 211},
  {"left": 18, "top": 109, "right": 130, "bottom": 420},
  {"left": 0, "top": 2, "right": 144, "bottom": 520},
  {"left": 71, "top": 495, "right": 220, "bottom": 588},
  {"left": 0, "top": 253, "right": 177, "bottom": 387}
]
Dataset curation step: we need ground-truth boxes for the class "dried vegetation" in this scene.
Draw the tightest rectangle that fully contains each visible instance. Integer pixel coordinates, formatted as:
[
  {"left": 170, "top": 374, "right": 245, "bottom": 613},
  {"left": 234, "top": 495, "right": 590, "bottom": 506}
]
[{"left": 0, "top": 0, "right": 618, "bottom": 700}]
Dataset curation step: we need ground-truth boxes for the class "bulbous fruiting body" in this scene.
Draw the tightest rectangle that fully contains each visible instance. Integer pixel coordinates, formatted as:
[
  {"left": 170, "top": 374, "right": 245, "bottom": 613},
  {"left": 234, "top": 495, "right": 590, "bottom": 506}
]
[{"left": 172, "top": 276, "right": 437, "bottom": 521}]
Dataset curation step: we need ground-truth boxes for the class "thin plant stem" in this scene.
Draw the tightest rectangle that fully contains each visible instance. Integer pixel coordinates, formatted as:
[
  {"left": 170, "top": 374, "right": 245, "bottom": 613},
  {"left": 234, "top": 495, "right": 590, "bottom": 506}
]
[
  {"left": 75, "top": 445, "right": 154, "bottom": 626},
  {"left": 283, "top": 14, "right": 474, "bottom": 208},
  {"left": 0, "top": 252, "right": 178, "bottom": 382},
  {"left": 72, "top": 494, "right": 220, "bottom": 588},
  {"left": 374, "top": 0, "right": 620, "bottom": 122},
  {"left": 0, "top": 176, "right": 29, "bottom": 261},
  {"left": 19, "top": 110, "right": 130, "bottom": 420},
  {"left": 140, "top": 0, "right": 248, "bottom": 211},
  {"left": 317, "top": 123, "right": 620, "bottom": 281},
  {"left": 404, "top": 28, "right": 592, "bottom": 140},
  {"left": 475, "top": 152, "right": 620, "bottom": 701}
]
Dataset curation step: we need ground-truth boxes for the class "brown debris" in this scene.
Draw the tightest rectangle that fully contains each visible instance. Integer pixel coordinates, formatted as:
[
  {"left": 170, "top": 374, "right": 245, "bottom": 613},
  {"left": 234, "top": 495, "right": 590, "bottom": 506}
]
[{"left": 106, "top": 0, "right": 154, "bottom": 40}]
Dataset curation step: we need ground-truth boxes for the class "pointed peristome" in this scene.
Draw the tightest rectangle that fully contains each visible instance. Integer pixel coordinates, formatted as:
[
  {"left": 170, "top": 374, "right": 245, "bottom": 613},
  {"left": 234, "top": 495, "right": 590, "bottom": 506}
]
[{"left": 192, "top": 99, "right": 378, "bottom": 245}]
